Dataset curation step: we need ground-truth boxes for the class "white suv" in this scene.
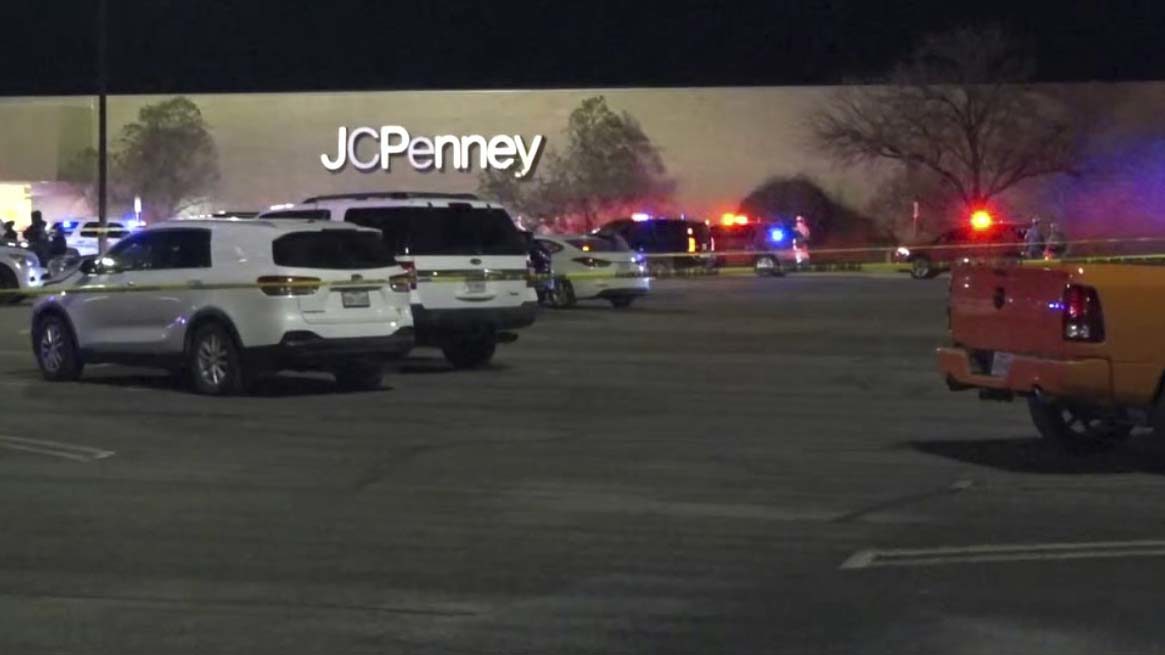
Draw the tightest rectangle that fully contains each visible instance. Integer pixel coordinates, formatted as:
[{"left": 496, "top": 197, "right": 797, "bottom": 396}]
[
  {"left": 0, "top": 243, "right": 45, "bottom": 304},
  {"left": 31, "top": 219, "right": 415, "bottom": 394},
  {"left": 259, "top": 192, "right": 537, "bottom": 368}
]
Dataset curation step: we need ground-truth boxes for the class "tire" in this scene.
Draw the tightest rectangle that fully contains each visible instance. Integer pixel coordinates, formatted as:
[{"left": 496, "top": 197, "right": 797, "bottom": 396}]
[
  {"left": 548, "top": 277, "right": 576, "bottom": 308},
  {"left": 0, "top": 266, "right": 21, "bottom": 305},
  {"left": 1027, "top": 396, "right": 1132, "bottom": 453},
  {"left": 442, "top": 333, "right": 497, "bottom": 370},
  {"left": 910, "top": 257, "right": 935, "bottom": 280},
  {"left": 334, "top": 362, "right": 383, "bottom": 391},
  {"left": 187, "top": 322, "right": 247, "bottom": 395},
  {"left": 648, "top": 259, "right": 674, "bottom": 278},
  {"left": 754, "top": 255, "right": 781, "bottom": 277},
  {"left": 33, "top": 313, "right": 83, "bottom": 381},
  {"left": 609, "top": 296, "right": 634, "bottom": 309}
]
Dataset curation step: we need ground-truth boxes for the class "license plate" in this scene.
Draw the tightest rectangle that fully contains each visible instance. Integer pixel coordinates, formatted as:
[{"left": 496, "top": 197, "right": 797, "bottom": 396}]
[
  {"left": 465, "top": 280, "right": 486, "bottom": 293},
  {"left": 341, "top": 289, "right": 370, "bottom": 308},
  {"left": 990, "top": 351, "right": 1014, "bottom": 377}
]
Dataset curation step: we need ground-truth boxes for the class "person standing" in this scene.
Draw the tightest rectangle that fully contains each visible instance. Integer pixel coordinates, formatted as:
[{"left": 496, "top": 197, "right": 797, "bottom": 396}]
[
  {"left": 1024, "top": 217, "right": 1044, "bottom": 259},
  {"left": 1044, "top": 222, "right": 1067, "bottom": 259},
  {"left": 22, "top": 210, "right": 50, "bottom": 263}
]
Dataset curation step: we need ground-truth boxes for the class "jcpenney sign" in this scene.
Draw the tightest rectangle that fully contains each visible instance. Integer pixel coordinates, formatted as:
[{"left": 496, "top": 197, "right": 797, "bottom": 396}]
[{"left": 321, "top": 126, "right": 545, "bottom": 178}]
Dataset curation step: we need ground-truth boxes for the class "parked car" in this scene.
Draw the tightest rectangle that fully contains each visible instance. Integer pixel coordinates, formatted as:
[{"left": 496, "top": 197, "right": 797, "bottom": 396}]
[
  {"left": 31, "top": 218, "right": 415, "bottom": 394},
  {"left": 62, "top": 220, "right": 132, "bottom": 256},
  {"left": 258, "top": 191, "right": 536, "bottom": 369},
  {"left": 0, "top": 243, "right": 45, "bottom": 304},
  {"left": 894, "top": 222, "right": 1027, "bottom": 280},
  {"left": 594, "top": 217, "right": 714, "bottom": 275},
  {"left": 938, "top": 261, "right": 1165, "bottom": 451},
  {"left": 709, "top": 219, "right": 796, "bottom": 276},
  {"left": 534, "top": 234, "right": 648, "bottom": 308}
]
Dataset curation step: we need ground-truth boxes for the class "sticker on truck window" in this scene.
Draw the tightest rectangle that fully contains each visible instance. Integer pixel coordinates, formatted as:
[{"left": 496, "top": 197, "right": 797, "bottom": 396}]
[{"left": 990, "top": 352, "right": 1014, "bottom": 377}]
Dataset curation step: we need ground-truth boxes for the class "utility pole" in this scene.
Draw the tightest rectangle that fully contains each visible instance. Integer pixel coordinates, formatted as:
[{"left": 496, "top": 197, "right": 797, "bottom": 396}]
[{"left": 96, "top": 0, "right": 109, "bottom": 255}]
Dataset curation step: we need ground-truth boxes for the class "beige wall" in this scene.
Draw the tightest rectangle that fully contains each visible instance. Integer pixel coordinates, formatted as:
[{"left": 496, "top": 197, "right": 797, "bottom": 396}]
[
  {"left": 104, "top": 87, "right": 889, "bottom": 217},
  {"left": 3, "top": 84, "right": 1165, "bottom": 234}
]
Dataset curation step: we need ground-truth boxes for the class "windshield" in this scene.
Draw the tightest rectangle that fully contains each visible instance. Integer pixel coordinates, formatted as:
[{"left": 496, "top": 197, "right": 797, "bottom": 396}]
[
  {"left": 271, "top": 229, "right": 396, "bottom": 269},
  {"left": 343, "top": 205, "right": 527, "bottom": 256}
]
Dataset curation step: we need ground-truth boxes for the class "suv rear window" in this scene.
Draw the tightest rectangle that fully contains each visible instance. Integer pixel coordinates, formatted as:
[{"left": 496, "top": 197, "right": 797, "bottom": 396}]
[
  {"left": 272, "top": 230, "right": 395, "bottom": 269},
  {"left": 263, "top": 209, "right": 331, "bottom": 220},
  {"left": 344, "top": 205, "right": 527, "bottom": 256}
]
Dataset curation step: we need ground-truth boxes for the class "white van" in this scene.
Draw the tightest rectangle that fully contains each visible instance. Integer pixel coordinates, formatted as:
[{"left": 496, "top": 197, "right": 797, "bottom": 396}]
[{"left": 259, "top": 192, "right": 537, "bottom": 368}]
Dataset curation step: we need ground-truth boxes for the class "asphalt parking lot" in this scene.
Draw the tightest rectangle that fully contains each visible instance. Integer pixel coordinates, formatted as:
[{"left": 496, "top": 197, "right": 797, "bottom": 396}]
[{"left": 4, "top": 274, "right": 1165, "bottom": 654}]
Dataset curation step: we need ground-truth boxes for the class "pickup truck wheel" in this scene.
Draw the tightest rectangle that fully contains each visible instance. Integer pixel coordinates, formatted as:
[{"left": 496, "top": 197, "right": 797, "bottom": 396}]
[
  {"left": 910, "top": 257, "right": 934, "bottom": 280},
  {"left": 1027, "top": 397, "right": 1132, "bottom": 453}
]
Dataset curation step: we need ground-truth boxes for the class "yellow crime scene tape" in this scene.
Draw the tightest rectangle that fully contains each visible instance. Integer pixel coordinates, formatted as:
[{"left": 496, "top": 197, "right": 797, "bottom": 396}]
[{"left": 3, "top": 237, "right": 1165, "bottom": 298}]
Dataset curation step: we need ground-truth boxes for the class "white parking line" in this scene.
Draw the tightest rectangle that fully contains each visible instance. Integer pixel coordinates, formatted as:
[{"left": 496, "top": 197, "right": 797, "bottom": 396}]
[
  {"left": 0, "top": 435, "right": 115, "bottom": 462},
  {"left": 840, "top": 540, "right": 1165, "bottom": 570}
]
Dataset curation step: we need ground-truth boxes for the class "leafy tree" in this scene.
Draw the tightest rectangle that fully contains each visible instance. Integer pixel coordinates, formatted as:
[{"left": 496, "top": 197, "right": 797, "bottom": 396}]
[
  {"left": 479, "top": 96, "right": 674, "bottom": 231},
  {"left": 811, "top": 26, "right": 1085, "bottom": 212},
  {"left": 115, "top": 97, "right": 219, "bottom": 221},
  {"left": 738, "top": 175, "right": 882, "bottom": 246},
  {"left": 58, "top": 97, "right": 219, "bottom": 222}
]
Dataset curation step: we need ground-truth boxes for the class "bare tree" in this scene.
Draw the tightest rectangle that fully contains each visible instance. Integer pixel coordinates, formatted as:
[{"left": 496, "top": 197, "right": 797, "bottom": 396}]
[{"left": 812, "top": 26, "right": 1084, "bottom": 211}]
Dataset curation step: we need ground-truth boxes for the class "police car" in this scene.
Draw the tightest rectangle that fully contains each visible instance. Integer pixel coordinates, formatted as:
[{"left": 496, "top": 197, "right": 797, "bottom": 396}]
[
  {"left": 58, "top": 219, "right": 135, "bottom": 256},
  {"left": 709, "top": 213, "right": 798, "bottom": 276}
]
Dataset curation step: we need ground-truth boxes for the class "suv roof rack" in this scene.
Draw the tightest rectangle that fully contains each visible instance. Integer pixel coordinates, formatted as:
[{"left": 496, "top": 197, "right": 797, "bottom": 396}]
[{"left": 301, "top": 191, "right": 480, "bottom": 203}]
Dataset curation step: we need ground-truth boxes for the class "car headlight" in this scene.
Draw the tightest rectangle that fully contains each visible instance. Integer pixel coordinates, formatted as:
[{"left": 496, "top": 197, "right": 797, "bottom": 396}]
[
  {"left": 896, "top": 247, "right": 911, "bottom": 257},
  {"left": 13, "top": 253, "right": 38, "bottom": 268}
]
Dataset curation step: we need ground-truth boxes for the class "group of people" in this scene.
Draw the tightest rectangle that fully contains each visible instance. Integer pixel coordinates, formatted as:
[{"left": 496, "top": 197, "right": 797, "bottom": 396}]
[
  {"left": 4, "top": 211, "right": 69, "bottom": 263},
  {"left": 1024, "top": 216, "right": 1067, "bottom": 259}
]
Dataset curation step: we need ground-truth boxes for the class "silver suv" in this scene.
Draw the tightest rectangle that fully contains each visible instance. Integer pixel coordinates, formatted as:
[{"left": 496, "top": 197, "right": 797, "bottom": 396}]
[{"left": 31, "top": 219, "right": 415, "bottom": 394}]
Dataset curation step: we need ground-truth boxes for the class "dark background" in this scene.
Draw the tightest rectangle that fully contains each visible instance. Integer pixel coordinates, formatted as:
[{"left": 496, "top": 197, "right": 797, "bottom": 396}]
[{"left": 4, "top": 0, "right": 1164, "bottom": 95}]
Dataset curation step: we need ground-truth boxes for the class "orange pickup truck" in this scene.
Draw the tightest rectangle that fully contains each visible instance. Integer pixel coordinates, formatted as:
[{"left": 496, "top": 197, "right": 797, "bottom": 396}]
[{"left": 937, "top": 262, "right": 1165, "bottom": 451}]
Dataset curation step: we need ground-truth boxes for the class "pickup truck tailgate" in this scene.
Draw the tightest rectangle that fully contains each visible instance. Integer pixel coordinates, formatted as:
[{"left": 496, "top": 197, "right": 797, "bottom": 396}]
[{"left": 949, "top": 264, "right": 1070, "bottom": 357}]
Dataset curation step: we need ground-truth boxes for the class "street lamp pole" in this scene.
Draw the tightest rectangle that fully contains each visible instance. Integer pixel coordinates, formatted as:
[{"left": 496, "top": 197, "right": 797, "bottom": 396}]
[{"left": 96, "top": 0, "right": 108, "bottom": 255}]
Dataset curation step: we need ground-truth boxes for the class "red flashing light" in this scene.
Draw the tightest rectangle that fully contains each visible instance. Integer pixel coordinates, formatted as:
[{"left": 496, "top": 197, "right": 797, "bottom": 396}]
[
  {"left": 970, "top": 210, "right": 993, "bottom": 231},
  {"left": 720, "top": 213, "right": 750, "bottom": 226}
]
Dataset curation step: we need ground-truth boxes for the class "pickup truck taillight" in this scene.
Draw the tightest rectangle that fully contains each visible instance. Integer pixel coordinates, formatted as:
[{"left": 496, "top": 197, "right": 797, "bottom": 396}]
[{"left": 1063, "top": 284, "right": 1105, "bottom": 342}]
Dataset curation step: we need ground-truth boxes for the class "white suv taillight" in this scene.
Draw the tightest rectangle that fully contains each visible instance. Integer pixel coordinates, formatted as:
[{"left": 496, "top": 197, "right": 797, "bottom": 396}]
[
  {"left": 257, "top": 276, "right": 321, "bottom": 296},
  {"left": 1063, "top": 284, "right": 1104, "bottom": 342}
]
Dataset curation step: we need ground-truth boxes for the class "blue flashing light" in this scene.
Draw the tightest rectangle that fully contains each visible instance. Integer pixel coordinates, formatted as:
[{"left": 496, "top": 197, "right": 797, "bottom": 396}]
[{"left": 769, "top": 227, "right": 786, "bottom": 243}]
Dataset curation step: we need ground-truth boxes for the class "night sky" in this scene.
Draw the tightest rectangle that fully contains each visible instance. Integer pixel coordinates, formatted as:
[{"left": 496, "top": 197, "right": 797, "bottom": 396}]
[{"left": 3, "top": 0, "right": 1165, "bottom": 96}]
